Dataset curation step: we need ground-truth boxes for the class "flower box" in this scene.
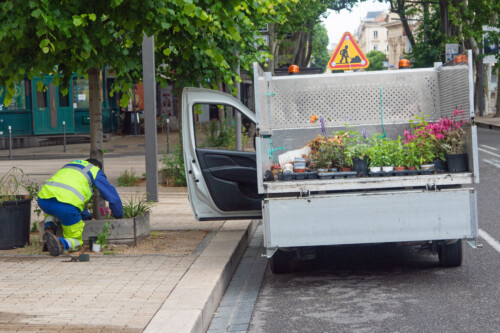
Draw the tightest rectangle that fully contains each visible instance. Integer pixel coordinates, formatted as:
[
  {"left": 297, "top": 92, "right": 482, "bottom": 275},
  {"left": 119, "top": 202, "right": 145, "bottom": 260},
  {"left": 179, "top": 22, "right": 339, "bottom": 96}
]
[{"left": 38, "top": 212, "right": 150, "bottom": 246}]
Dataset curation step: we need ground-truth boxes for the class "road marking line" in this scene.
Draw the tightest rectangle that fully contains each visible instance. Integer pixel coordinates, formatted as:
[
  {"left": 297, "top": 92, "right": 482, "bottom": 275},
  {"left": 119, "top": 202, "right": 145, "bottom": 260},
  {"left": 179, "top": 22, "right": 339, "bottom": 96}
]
[
  {"left": 479, "top": 229, "right": 500, "bottom": 254},
  {"left": 478, "top": 147, "right": 500, "bottom": 158},
  {"left": 479, "top": 144, "right": 498, "bottom": 151},
  {"left": 482, "top": 159, "right": 500, "bottom": 169}
]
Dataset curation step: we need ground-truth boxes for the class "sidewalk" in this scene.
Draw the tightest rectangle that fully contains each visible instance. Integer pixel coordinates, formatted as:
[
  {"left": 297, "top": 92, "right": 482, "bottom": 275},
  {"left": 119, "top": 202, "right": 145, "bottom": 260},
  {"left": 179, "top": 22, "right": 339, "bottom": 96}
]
[
  {"left": 0, "top": 140, "right": 258, "bottom": 333},
  {"left": 475, "top": 114, "right": 500, "bottom": 130}
]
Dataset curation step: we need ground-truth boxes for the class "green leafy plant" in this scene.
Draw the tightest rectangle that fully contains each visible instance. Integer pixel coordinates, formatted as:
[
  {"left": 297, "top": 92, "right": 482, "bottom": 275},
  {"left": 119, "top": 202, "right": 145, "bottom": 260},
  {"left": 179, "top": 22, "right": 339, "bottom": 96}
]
[
  {"left": 161, "top": 143, "right": 187, "bottom": 187},
  {"left": 96, "top": 221, "right": 110, "bottom": 247},
  {"left": 368, "top": 138, "right": 393, "bottom": 167},
  {"left": 392, "top": 137, "right": 407, "bottom": 167},
  {"left": 404, "top": 141, "right": 421, "bottom": 169},
  {"left": 312, "top": 141, "right": 333, "bottom": 169},
  {"left": 117, "top": 169, "right": 138, "bottom": 187},
  {"left": 122, "top": 193, "right": 155, "bottom": 218},
  {"left": 0, "top": 167, "right": 33, "bottom": 202}
]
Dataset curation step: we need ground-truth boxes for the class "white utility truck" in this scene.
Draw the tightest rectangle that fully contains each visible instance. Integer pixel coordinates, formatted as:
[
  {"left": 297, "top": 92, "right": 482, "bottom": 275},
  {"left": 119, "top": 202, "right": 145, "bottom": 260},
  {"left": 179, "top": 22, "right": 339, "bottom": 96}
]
[{"left": 182, "top": 51, "right": 479, "bottom": 273}]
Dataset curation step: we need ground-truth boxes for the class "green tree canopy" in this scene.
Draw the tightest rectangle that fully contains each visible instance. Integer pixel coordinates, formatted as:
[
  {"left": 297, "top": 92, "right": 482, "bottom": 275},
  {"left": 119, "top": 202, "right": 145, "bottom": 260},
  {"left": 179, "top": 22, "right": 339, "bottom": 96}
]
[
  {"left": 310, "top": 23, "right": 330, "bottom": 71},
  {"left": 365, "top": 50, "right": 387, "bottom": 71}
]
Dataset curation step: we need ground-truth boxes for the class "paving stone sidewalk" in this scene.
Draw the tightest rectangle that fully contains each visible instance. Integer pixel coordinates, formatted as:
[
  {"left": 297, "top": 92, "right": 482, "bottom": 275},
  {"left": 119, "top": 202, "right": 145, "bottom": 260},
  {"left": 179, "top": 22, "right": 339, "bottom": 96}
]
[{"left": 0, "top": 141, "right": 257, "bottom": 332}]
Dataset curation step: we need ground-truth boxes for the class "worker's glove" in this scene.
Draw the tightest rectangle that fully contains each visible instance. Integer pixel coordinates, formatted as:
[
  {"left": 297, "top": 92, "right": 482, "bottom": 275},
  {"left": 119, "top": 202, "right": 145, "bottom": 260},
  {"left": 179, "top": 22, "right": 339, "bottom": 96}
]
[{"left": 81, "top": 209, "right": 92, "bottom": 221}]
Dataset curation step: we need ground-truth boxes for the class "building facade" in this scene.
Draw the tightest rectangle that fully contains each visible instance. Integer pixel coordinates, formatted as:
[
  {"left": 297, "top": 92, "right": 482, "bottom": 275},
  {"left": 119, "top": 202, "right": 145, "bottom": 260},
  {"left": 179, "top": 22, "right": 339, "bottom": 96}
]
[
  {"left": 384, "top": 12, "right": 414, "bottom": 69},
  {"left": 356, "top": 11, "right": 389, "bottom": 56}
]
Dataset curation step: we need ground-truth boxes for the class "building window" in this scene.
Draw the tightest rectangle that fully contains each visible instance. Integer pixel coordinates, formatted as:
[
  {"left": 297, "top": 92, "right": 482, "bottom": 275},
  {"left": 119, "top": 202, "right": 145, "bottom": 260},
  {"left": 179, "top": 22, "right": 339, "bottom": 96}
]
[
  {"left": 4, "top": 82, "right": 26, "bottom": 110},
  {"left": 374, "top": 44, "right": 378, "bottom": 51},
  {"left": 387, "top": 45, "right": 389, "bottom": 52},
  {"left": 374, "top": 30, "right": 378, "bottom": 38},
  {"left": 73, "top": 78, "right": 89, "bottom": 108}
]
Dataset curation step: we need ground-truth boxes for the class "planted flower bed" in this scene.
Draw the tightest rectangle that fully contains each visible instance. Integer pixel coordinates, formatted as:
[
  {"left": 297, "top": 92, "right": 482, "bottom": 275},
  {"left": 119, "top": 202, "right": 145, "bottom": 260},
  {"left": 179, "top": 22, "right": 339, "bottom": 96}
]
[{"left": 38, "top": 194, "right": 153, "bottom": 247}]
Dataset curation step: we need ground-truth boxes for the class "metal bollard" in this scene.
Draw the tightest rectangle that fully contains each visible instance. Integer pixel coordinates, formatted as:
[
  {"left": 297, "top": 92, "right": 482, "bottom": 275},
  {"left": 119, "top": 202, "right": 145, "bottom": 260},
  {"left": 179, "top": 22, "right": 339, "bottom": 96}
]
[
  {"left": 166, "top": 118, "right": 170, "bottom": 154},
  {"left": 8, "top": 125, "right": 12, "bottom": 160},
  {"left": 63, "top": 121, "right": 66, "bottom": 152}
]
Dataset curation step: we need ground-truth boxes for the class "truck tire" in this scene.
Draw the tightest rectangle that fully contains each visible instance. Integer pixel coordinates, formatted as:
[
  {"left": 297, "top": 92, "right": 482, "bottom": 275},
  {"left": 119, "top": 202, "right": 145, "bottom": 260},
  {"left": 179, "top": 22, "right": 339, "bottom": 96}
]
[
  {"left": 438, "top": 240, "right": 463, "bottom": 267},
  {"left": 270, "top": 250, "right": 293, "bottom": 274}
]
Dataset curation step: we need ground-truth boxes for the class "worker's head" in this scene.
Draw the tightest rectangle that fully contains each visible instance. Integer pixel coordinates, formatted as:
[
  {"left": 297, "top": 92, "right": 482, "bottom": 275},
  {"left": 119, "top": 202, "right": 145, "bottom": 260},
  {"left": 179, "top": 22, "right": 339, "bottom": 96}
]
[
  {"left": 86, "top": 158, "right": 102, "bottom": 169},
  {"left": 288, "top": 65, "right": 300, "bottom": 75}
]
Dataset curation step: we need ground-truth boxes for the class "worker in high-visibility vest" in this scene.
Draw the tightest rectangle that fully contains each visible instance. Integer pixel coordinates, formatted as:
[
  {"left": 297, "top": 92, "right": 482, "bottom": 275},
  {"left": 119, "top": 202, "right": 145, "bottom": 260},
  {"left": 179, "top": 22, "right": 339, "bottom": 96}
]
[{"left": 38, "top": 159, "right": 123, "bottom": 256}]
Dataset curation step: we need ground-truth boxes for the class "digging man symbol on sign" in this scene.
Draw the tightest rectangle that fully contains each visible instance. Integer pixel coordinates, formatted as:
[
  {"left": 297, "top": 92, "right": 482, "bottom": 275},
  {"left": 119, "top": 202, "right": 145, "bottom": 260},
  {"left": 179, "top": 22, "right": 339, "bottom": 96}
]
[{"left": 340, "top": 45, "right": 350, "bottom": 64}]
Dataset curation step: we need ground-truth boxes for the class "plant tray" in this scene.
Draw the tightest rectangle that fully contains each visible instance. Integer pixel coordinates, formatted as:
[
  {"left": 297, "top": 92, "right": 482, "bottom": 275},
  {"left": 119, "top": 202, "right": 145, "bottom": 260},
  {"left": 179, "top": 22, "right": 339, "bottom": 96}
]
[
  {"left": 277, "top": 171, "right": 318, "bottom": 181},
  {"left": 39, "top": 212, "right": 150, "bottom": 246},
  {"left": 318, "top": 171, "right": 357, "bottom": 180},
  {"left": 370, "top": 170, "right": 434, "bottom": 177}
]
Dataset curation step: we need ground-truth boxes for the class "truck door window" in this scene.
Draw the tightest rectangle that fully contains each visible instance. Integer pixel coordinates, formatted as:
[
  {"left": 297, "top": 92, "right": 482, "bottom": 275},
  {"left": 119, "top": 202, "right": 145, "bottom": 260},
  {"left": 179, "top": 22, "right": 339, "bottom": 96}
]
[{"left": 193, "top": 103, "right": 256, "bottom": 152}]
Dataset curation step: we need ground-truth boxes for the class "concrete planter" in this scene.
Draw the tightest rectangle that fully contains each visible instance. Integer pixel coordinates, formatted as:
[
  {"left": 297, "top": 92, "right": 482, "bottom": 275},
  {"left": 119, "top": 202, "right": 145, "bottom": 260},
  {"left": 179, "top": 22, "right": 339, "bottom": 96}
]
[{"left": 39, "top": 212, "right": 150, "bottom": 246}]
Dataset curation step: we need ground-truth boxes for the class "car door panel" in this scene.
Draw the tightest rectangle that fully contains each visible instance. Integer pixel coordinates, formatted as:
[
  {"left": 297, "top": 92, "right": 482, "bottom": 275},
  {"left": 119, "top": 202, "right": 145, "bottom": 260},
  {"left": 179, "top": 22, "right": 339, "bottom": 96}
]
[
  {"left": 196, "top": 149, "right": 261, "bottom": 212},
  {"left": 182, "top": 87, "right": 262, "bottom": 220}
]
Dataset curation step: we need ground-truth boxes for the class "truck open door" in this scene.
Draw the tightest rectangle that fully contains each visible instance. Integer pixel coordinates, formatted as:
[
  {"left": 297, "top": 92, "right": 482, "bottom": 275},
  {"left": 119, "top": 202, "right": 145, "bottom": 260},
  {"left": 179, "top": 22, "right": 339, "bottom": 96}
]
[{"left": 181, "top": 87, "right": 262, "bottom": 221}]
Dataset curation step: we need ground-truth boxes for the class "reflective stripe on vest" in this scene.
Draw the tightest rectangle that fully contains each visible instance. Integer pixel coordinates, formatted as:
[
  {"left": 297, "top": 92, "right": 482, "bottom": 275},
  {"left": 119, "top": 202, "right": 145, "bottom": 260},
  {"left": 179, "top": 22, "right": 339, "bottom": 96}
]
[
  {"left": 44, "top": 181, "right": 86, "bottom": 203},
  {"left": 62, "top": 164, "right": 94, "bottom": 192}
]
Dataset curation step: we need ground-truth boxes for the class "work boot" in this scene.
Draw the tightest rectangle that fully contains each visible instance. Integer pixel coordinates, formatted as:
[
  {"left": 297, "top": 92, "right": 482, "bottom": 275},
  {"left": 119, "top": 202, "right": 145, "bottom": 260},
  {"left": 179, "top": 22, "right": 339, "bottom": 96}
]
[
  {"left": 42, "top": 227, "right": 56, "bottom": 252},
  {"left": 44, "top": 232, "right": 63, "bottom": 257}
]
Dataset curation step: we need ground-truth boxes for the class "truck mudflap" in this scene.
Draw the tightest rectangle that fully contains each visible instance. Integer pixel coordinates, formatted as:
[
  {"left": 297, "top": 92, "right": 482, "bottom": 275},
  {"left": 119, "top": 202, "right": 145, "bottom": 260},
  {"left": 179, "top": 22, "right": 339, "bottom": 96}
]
[{"left": 263, "top": 188, "right": 478, "bottom": 256}]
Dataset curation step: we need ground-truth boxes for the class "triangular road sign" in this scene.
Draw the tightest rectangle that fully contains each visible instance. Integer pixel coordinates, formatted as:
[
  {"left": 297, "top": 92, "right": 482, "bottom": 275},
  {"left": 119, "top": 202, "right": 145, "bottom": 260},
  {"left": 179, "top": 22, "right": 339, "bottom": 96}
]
[{"left": 328, "top": 32, "right": 369, "bottom": 70}]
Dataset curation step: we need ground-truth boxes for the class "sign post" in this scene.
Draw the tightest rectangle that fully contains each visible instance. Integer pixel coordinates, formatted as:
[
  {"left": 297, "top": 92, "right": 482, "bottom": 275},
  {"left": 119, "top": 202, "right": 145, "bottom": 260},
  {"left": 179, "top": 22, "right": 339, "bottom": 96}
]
[{"left": 328, "top": 32, "right": 369, "bottom": 71}]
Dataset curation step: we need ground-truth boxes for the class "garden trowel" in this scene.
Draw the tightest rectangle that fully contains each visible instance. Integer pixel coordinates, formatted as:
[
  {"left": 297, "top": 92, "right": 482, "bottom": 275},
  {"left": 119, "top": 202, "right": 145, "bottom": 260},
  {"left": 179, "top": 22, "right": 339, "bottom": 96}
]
[{"left": 62, "top": 253, "right": 90, "bottom": 262}]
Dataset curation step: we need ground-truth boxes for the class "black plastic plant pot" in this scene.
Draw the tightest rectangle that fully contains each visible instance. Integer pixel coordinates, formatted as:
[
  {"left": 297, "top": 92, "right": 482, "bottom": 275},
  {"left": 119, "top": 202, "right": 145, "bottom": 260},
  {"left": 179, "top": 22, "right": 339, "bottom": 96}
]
[
  {"left": 352, "top": 157, "right": 369, "bottom": 177},
  {"left": 0, "top": 197, "right": 32, "bottom": 250},
  {"left": 434, "top": 159, "right": 448, "bottom": 173},
  {"left": 88, "top": 236, "right": 97, "bottom": 249},
  {"left": 446, "top": 154, "right": 468, "bottom": 173}
]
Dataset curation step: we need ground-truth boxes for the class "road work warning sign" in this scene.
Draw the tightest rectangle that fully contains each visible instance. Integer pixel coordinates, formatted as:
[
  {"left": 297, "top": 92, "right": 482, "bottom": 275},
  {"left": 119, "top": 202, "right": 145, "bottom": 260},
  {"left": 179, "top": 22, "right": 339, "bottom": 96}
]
[{"left": 328, "top": 32, "right": 369, "bottom": 70}]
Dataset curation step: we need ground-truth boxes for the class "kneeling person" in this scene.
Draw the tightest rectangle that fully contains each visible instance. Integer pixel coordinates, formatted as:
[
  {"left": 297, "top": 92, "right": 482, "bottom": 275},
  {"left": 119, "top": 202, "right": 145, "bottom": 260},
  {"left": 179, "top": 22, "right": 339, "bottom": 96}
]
[{"left": 37, "top": 158, "right": 123, "bottom": 256}]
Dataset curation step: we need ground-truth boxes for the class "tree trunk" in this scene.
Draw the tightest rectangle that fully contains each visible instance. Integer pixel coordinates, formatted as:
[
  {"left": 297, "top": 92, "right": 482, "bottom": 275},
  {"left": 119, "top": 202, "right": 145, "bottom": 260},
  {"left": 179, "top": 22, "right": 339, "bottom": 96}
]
[
  {"left": 304, "top": 23, "right": 314, "bottom": 67},
  {"left": 440, "top": 0, "right": 449, "bottom": 37},
  {"left": 88, "top": 67, "right": 106, "bottom": 219},
  {"left": 484, "top": 63, "right": 492, "bottom": 115},
  {"left": 390, "top": 0, "right": 415, "bottom": 48}
]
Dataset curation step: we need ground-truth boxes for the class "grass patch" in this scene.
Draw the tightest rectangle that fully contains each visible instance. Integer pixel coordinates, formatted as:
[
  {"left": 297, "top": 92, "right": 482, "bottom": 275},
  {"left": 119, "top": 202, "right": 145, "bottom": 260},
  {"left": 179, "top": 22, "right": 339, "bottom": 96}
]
[{"left": 117, "top": 169, "right": 139, "bottom": 187}]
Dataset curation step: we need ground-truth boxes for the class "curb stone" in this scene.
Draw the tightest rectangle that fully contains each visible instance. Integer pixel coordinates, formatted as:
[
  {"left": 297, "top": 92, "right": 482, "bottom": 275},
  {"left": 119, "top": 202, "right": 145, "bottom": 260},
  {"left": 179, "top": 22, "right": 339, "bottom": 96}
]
[{"left": 144, "top": 219, "right": 258, "bottom": 333}]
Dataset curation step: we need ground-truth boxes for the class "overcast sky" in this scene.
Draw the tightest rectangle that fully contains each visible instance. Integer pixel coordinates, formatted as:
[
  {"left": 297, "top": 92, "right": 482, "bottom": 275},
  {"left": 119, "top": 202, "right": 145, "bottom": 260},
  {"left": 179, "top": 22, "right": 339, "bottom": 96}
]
[{"left": 322, "top": 1, "right": 390, "bottom": 48}]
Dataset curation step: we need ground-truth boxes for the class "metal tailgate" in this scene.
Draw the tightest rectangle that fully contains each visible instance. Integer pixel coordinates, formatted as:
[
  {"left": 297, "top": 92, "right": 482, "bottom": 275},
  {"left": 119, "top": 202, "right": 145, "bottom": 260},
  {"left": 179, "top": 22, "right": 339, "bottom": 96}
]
[{"left": 263, "top": 189, "right": 478, "bottom": 250}]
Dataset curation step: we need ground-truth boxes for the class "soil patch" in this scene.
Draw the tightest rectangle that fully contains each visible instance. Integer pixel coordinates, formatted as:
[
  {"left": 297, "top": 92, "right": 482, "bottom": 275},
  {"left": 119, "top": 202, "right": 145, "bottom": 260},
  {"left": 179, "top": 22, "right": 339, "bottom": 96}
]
[{"left": 0, "top": 230, "right": 210, "bottom": 257}]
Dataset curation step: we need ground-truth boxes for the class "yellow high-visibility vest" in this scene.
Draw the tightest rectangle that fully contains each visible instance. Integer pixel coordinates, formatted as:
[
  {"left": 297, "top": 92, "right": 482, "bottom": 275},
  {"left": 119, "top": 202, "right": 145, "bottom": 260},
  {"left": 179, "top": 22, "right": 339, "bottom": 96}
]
[{"left": 38, "top": 160, "right": 100, "bottom": 210}]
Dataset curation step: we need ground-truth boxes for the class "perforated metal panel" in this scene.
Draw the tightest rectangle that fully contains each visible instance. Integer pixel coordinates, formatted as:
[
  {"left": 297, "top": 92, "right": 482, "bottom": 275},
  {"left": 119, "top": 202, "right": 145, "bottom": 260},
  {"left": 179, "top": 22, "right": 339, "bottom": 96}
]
[
  {"left": 255, "top": 69, "right": 440, "bottom": 132},
  {"left": 438, "top": 65, "right": 470, "bottom": 122}
]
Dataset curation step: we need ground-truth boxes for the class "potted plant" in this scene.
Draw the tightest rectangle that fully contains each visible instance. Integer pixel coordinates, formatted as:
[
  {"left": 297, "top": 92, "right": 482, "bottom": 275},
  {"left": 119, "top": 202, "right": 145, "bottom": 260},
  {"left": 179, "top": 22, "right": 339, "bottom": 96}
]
[
  {"left": 392, "top": 138, "right": 407, "bottom": 171},
  {"left": 404, "top": 141, "right": 421, "bottom": 170},
  {"left": 380, "top": 140, "right": 395, "bottom": 172},
  {"left": 93, "top": 221, "right": 110, "bottom": 252},
  {"left": 312, "top": 141, "right": 333, "bottom": 173},
  {"left": 0, "top": 167, "right": 39, "bottom": 250},
  {"left": 440, "top": 126, "right": 467, "bottom": 172},
  {"left": 367, "top": 140, "right": 385, "bottom": 172}
]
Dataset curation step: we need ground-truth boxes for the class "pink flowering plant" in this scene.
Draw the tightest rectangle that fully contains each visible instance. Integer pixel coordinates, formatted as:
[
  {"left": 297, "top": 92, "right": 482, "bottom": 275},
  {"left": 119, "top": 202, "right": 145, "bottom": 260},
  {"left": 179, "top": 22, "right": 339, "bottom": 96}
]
[{"left": 404, "top": 110, "right": 467, "bottom": 162}]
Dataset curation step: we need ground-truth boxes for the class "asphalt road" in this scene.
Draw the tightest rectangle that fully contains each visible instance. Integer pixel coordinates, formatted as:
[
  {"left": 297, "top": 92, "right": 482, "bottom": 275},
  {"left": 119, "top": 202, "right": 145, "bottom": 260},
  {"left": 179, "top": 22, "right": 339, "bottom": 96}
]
[{"left": 212, "top": 127, "right": 500, "bottom": 333}]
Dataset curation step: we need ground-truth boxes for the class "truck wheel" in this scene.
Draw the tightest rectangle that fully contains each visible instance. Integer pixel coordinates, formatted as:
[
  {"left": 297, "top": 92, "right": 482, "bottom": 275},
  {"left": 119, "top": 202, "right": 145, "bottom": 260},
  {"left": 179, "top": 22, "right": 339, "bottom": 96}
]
[
  {"left": 270, "top": 250, "right": 293, "bottom": 274},
  {"left": 438, "top": 240, "right": 463, "bottom": 267}
]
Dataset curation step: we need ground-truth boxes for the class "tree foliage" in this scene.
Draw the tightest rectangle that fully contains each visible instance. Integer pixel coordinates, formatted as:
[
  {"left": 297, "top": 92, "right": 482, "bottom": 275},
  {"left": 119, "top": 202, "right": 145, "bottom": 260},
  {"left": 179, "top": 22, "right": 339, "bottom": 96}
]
[
  {"left": 365, "top": 50, "right": 387, "bottom": 71},
  {"left": 409, "top": 3, "right": 445, "bottom": 68},
  {"left": 310, "top": 23, "right": 330, "bottom": 71}
]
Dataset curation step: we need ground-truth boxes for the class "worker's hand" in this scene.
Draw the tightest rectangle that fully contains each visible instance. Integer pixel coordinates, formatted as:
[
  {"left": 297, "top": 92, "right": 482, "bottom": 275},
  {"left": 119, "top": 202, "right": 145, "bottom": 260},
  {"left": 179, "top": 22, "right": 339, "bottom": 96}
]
[{"left": 81, "top": 209, "right": 92, "bottom": 221}]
